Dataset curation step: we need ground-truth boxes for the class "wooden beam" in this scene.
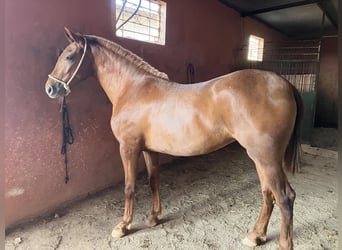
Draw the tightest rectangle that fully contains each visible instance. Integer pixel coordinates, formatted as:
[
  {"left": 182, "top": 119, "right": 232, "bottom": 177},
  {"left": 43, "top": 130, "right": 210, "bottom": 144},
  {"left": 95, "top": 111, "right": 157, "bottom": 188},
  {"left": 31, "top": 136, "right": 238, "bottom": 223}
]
[
  {"left": 241, "top": 0, "right": 329, "bottom": 17},
  {"left": 317, "top": 2, "right": 338, "bottom": 29}
]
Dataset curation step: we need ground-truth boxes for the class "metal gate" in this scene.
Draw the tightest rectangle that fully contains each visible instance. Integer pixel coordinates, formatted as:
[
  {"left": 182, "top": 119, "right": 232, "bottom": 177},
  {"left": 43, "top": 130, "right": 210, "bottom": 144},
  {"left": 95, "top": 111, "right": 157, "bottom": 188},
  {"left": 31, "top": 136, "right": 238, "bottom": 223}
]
[{"left": 236, "top": 40, "right": 321, "bottom": 144}]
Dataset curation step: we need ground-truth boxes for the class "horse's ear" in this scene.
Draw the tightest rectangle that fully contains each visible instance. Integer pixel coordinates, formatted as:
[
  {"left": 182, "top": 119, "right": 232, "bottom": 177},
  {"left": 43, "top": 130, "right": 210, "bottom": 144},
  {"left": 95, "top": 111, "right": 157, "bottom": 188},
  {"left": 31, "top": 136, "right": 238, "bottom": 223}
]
[
  {"left": 64, "top": 27, "right": 84, "bottom": 46},
  {"left": 64, "top": 27, "right": 76, "bottom": 43}
]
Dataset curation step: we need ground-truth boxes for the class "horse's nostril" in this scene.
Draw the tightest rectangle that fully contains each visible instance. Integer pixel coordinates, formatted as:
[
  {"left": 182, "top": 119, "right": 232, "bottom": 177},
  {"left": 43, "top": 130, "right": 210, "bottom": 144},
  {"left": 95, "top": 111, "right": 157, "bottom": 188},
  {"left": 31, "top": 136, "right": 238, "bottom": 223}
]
[{"left": 47, "top": 85, "right": 55, "bottom": 96}]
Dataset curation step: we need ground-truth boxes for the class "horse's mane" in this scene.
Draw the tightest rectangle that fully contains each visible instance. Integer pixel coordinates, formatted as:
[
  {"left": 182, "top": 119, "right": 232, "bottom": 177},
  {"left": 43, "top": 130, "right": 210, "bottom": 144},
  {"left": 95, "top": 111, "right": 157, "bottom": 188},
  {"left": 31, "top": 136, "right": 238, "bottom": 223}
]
[{"left": 85, "top": 35, "right": 169, "bottom": 80}]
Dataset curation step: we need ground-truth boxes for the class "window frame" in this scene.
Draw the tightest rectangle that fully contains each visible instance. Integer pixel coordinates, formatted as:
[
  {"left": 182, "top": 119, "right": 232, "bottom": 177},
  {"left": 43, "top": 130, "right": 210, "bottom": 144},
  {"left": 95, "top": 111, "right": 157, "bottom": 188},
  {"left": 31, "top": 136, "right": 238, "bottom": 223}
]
[
  {"left": 247, "top": 34, "right": 264, "bottom": 62},
  {"left": 115, "top": 0, "right": 167, "bottom": 46}
]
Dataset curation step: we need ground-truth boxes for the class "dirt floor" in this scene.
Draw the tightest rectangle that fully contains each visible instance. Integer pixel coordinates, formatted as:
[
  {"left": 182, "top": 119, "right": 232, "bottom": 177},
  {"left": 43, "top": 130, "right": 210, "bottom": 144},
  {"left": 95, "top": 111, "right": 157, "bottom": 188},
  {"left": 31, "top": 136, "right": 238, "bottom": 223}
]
[{"left": 5, "top": 128, "right": 338, "bottom": 250}]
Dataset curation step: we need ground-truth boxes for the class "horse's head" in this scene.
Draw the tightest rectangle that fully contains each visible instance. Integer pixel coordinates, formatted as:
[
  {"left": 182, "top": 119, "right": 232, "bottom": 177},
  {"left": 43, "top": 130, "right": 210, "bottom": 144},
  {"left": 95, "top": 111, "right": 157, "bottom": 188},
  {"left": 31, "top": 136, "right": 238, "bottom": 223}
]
[{"left": 45, "top": 27, "right": 93, "bottom": 99}]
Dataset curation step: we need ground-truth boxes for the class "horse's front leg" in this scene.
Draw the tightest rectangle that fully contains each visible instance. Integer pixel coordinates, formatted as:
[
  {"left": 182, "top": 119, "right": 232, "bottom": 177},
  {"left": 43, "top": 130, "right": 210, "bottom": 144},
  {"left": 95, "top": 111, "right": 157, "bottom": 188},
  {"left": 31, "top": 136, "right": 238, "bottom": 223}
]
[
  {"left": 112, "top": 144, "right": 139, "bottom": 238},
  {"left": 143, "top": 151, "right": 161, "bottom": 227}
]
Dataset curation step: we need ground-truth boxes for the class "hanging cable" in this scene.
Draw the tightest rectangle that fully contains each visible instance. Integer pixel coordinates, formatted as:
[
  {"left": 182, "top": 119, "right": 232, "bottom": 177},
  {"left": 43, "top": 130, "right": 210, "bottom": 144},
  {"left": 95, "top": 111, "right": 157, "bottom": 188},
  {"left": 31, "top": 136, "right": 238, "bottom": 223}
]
[
  {"left": 116, "top": 0, "right": 128, "bottom": 23},
  {"left": 116, "top": 0, "right": 142, "bottom": 31}
]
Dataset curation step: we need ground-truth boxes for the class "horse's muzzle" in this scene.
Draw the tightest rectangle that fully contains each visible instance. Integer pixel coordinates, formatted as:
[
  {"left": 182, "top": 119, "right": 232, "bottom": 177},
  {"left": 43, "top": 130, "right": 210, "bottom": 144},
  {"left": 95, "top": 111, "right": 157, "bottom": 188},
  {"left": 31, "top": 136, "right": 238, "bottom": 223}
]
[{"left": 45, "top": 83, "right": 66, "bottom": 99}]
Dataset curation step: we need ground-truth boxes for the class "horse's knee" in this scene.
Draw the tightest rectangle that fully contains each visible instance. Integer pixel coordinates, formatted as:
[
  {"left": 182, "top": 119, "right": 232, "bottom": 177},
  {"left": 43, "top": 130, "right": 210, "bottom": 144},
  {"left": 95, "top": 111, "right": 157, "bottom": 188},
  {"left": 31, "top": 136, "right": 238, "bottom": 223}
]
[{"left": 125, "top": 184, "right": 135, "bottom": 198}]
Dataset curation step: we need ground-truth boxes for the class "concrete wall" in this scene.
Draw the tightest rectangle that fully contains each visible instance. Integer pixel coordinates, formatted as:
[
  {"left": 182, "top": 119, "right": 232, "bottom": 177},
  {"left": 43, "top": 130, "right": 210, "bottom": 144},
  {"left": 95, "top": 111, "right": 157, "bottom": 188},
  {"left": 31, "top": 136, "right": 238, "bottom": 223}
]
[
  {"left": 4, "top": 0, "right": 120, "bottom": 229},
  {"left": 315, "top": 37, "right": 338, "bottom": 127},
  {"left": 4, "top": 0, "right": 285, "bottom": 228}
]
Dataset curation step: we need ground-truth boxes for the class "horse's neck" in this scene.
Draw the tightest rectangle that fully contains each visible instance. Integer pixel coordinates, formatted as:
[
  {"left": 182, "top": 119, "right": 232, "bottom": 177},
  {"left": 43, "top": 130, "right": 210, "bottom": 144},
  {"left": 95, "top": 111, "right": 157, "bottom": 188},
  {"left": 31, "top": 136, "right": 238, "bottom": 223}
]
[{"left": 91, "top": 45, "right": 139, "bottom": 106}]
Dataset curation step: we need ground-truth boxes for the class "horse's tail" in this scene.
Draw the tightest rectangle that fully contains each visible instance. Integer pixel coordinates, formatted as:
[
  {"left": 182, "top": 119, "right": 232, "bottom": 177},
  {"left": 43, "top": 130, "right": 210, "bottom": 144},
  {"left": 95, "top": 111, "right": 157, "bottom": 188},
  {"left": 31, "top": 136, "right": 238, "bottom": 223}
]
[{"left": 284, "top": 85, "right": 304, "bottom": 174}]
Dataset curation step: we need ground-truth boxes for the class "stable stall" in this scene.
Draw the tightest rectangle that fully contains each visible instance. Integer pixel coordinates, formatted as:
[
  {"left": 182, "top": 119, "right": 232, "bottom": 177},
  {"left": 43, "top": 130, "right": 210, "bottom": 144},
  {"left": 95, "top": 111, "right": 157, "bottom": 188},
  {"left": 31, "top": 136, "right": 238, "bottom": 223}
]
[{"left": 4, "top": 0, "right": 338, "bottom": 249}]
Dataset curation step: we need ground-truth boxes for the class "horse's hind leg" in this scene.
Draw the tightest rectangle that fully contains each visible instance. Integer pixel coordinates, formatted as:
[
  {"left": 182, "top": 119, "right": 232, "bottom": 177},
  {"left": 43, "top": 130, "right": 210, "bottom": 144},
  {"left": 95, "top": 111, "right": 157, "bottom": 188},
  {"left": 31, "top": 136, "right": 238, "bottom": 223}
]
[
  {"left": 244, "top": 159, "right": 295, "bottom": 250},
  {"left": 143, "top": 151, "right": 161, "bottom": 226},
  {"left": 243, "top": 165, "right": 275, "bottom": 247},
  {"left": 277, "top": 182, "right": 295, "bottom": 250}
]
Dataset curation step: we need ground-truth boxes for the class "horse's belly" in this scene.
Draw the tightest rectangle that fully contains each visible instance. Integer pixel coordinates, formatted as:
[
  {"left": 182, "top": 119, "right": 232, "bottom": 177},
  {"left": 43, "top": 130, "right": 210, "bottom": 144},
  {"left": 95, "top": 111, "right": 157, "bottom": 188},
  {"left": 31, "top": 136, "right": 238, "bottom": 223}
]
[{"left": 145, "top": 124, "right": 234, "bottom": 156}]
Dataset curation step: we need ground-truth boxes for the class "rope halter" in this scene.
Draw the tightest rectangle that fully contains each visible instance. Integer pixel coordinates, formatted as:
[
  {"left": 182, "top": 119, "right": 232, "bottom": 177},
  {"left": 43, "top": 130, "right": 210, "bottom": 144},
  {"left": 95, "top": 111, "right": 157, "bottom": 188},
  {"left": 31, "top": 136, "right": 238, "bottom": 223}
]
[{"left": 48, "top": 37, "right": 88, "bottom": 95}]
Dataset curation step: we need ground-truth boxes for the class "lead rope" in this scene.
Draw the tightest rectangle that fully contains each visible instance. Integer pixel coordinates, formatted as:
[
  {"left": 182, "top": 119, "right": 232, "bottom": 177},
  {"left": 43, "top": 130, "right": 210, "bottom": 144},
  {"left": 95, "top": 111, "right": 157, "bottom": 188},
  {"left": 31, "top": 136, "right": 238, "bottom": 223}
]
[{"left": 60, "top": 97, "right": 74, "bottom": 183}]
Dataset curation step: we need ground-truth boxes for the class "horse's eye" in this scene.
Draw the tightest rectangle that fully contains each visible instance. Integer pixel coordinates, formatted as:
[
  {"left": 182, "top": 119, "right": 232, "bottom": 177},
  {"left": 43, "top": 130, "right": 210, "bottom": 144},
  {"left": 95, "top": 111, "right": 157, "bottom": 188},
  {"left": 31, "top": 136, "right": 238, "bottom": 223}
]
[{"left": 66, "top": 55, "right": 73, "bottom": 61}]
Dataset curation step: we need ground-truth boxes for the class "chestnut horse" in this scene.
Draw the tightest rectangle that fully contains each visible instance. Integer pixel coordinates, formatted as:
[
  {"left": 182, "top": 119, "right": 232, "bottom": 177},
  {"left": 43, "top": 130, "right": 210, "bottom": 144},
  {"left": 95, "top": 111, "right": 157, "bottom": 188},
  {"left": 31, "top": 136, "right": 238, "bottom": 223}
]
[{"left": 45, "top": 28, "right": 303, "bottom": 250}]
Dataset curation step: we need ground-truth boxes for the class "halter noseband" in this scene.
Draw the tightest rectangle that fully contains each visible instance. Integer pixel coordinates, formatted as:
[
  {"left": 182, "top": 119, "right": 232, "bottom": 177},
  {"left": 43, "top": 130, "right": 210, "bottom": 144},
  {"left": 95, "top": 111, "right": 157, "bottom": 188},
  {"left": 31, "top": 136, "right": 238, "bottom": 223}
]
[{"left": 48, "top": 37, "right": 88, "bottom": 95}]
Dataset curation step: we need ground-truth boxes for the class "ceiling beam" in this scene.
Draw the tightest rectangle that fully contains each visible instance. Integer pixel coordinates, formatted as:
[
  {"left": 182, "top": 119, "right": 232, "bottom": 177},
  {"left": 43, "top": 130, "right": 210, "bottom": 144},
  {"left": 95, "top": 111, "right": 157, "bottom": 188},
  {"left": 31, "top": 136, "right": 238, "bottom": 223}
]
[
  {"left": 317, "top": 2, "right": 338, "bottom": 29},
  {"left": 241, "top": 0, "right": 329, "bottom": 17},
  {"left": 218, "top": 0, "right": 244, "bottom": 14}
]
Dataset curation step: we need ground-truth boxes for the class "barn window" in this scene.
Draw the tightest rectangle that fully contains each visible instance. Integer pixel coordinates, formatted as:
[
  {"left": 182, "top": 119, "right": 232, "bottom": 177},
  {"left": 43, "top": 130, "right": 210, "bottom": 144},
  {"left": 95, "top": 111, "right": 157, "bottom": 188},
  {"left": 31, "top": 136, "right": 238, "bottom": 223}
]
[
  {"left": 247, "top": 35, "right": 264, "bottom": 61},
  {"left": 115, "top": 0, "right": 167, "bottom": 45}
]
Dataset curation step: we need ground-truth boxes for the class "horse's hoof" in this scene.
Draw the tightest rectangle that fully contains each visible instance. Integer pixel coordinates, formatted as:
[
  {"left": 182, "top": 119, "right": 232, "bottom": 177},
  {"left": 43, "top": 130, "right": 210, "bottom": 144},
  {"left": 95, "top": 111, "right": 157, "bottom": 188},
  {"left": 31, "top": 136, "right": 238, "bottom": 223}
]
[
  {"left": 243, "top": 236, "right": 258, "bottom": 247},
  {"left": 242, "top": 234, "right": 267, "bottom": 247},
  {"left": 111, "top": 223, "right": 129, "bottom": 238},
  {"left": 148, "top": 215, "right": 159, "bottom": 227},
  {"left": 111, "top": 228, "right": 125, "bottom": 238}
]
